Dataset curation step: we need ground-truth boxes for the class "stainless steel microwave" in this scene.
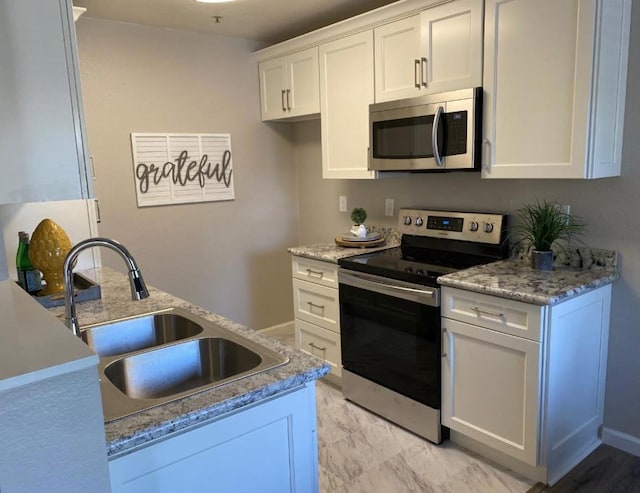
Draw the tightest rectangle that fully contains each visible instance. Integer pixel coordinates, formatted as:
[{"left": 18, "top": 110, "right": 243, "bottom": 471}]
[{"left": 369, "top": 87, "right": 482, "bottom": 172}]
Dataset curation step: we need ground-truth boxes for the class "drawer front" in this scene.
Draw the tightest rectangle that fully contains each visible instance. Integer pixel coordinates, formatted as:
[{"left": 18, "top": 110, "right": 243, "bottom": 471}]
[
  {"left": 292, "top": 278, "right": 339, "bottom": 333},
  {"left": 291, "top": 256, "right": 339, "bottom": 288},
  {"left": 442, "top": 287, "right": 543, "bottom": 342},
  {"left": 295, "top": 319, "right": 341, "bottom": 377}
]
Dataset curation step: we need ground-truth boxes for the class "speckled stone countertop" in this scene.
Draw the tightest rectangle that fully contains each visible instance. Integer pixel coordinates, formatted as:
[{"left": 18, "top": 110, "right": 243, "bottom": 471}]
[
  {"left": 46, "top": 267, "right": 329, "bottom": 458},
  {"left": 438, "top": 248, "right": 619, "bottom": 306},
  {"left": 288, "top": 227, "right": 401, "bottom": 263}
]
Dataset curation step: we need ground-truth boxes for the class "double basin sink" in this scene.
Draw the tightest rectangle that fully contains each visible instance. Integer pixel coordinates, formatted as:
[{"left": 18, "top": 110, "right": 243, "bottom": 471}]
[{"left": 81, "top": 307, "right": 289, "bottom": 421}]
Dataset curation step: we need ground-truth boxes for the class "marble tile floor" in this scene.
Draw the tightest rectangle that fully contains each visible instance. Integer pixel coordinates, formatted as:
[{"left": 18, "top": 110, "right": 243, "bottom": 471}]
[{"left": 266, "top": 328, "right": 536, "bottom": 493}]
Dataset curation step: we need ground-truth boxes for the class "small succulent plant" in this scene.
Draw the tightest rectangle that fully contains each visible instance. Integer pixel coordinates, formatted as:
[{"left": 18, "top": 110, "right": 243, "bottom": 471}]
[{"left": 350, "top": 207, "right": 367, "bottom": 225}]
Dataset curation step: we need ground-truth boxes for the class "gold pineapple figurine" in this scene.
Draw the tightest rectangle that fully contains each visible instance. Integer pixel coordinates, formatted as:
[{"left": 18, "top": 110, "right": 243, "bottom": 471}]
[{"left": 29, "top": 219, "right": 73, "bottom": 296}]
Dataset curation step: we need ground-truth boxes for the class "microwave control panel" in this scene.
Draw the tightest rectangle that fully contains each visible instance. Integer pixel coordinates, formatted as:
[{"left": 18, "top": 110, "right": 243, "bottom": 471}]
[{"left": 398, "top": 208, "right": 506, "bottom": 245}]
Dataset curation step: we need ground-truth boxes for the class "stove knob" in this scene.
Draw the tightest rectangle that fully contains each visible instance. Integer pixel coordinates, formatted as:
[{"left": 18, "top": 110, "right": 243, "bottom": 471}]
[
  {"left": 415, "top": 217, "right": 424, "bottom": 227},
  {"left": 469, "top": 221, "right": 479, "bottom": 232},
  {"left": 484, "top": 222, "right": 494, "bottom": 233},
  {"left": 404, "top": 216, "right": 412, "bottom": 225}
]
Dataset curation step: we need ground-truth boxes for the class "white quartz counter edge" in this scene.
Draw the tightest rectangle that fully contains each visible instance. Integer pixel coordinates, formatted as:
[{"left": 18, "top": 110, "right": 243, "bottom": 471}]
[
  {"left": 0, "top": 280, "right": 98, "bottom": 392},
  {"left": 437, "top": 259, "right": 619, "bottom": 306},
  {"left": 44, "top": 268, "right": 330, "bottom": 458}
]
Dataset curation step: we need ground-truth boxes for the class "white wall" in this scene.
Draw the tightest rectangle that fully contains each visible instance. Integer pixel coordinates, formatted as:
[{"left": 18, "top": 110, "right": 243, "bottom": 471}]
[
  {"left": 76, "top": 18, "right": 298, "bottom": 330},
  {"left": 292, "top": 4, "right": 640, "bottom": 445}
]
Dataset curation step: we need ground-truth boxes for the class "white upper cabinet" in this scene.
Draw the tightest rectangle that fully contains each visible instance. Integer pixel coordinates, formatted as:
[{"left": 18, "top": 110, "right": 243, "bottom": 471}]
[
  {"left": 374, "top": 0, "right": 483, "bottom": 103},
  {"left": 482, "top": 0, "right": 631, "bottom": 179},
  {"left": 319, "top": 31, "right": 375, "bottom": 179},
  {"left": 374, "top": 15, "right": 423, "bottom": 102},
  {"left": 0, "top": 0, "right": 93, "bottom": 204},
  {"left": 259, "top": 47, "right": 320, "bottom": 121}
]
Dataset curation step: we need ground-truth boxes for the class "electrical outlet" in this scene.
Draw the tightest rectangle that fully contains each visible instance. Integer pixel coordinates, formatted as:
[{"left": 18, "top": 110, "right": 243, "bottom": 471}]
[
  {"left": 560, "top": 204, "right": 570, "bottom": 215},
  {"left": 385, "top": 198, "right": 395, "bottom": 217},
  {"left": 339, "top": 195, "right": 347, "bottom": 212}
]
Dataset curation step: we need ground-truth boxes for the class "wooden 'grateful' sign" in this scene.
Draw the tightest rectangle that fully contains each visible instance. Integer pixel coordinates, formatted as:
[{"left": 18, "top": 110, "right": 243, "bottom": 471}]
[{"left": 130, "top": 133, "right": 234, "bottom": 207}]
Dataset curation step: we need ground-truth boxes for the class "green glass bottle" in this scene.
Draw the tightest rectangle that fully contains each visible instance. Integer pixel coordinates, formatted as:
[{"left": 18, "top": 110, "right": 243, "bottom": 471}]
[{"left": 16, "top": 231, "right": 42, "bottom": 294}]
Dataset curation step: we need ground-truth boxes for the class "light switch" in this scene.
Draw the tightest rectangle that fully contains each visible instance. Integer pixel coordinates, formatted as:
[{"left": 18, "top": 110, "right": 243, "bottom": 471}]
[
  {"left": 339, "top": 196, "right": 348, "bottom": 212},
  {"left": 385, "top": 199, "right": 395, "bottom": 217}
]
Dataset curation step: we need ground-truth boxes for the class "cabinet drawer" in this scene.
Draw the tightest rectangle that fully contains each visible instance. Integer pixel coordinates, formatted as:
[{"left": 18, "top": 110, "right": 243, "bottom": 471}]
[
  {"left": 291, "top": 256, "right": 339, "bottom": 288},
  {"left": 442, "top": 287, "right": 543, "bottom": 342},
  {"left": 292, "top": 278, "right": 339, "bottom": 333},
  {"left": 295, "top": 319, "right": 341, "bottom": 377}
]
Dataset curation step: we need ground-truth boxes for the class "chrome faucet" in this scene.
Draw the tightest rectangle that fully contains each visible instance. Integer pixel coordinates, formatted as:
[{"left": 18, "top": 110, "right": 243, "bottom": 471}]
[{"left": 63, "top": 237, "right": 149, "bottom": 337}]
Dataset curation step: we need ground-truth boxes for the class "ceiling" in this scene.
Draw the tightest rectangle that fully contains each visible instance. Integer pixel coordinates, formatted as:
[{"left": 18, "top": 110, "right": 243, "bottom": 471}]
[{"left": 73, "top": 0, "right": 400, "bottom": 46}]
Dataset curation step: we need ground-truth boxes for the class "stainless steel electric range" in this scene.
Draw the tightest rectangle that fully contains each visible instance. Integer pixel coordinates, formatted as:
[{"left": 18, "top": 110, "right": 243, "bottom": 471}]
[{"left": 337, "top": 208, "right": 508, "bottom": 444}]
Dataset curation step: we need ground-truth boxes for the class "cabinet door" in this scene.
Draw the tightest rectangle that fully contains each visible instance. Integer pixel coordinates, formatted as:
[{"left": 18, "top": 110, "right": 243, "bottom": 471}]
[
  {"left": 420, "top": 0, "right": 483, "bottom": 94},
  {"left": 259, "top": 56, "right": 287, "bottom": 121},
  {"left": 482, "top": 0, "right": 629, "bottom": 179},
  {"left": 374, "top": 15, "right": 422, "bottom": 103},
  {"left": 319, "top": 31, "right": 376, "bottom": 179},
  {"left": 442, "top": 318, "right": 540, "bottom": 465},
  {"left": 0, "top": 0, "right": 92, "bottom": 204},
  {"left": 110, "top": 383, "right": 319, "bottom": 493},
  {"left": 287, "top": 47, "right": 320, "bottom": 117},
  {"left": 295, "top": 318, "right": 341, "bottom": 377}
]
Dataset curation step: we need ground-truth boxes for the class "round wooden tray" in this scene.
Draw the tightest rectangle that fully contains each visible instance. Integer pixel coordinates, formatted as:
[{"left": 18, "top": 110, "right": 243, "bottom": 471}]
[{"left": 335, "top": 236, "right": 385, "bottom": 248}]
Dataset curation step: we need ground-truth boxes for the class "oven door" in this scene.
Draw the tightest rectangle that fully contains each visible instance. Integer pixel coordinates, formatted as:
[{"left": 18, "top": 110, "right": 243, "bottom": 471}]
[{"left": 339, "top": 270, "right": 441, "bottom": 410}]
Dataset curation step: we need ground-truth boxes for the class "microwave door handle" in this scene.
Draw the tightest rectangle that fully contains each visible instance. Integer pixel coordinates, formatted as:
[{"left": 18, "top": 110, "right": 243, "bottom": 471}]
[{"left": 432, "top": 105, "right": 444, "bottom": 167}]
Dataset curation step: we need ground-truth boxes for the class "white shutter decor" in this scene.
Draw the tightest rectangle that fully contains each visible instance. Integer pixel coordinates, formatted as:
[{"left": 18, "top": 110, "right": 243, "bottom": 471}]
[{"left": 130, "top": 133, "right": 235, "bottom": 207}]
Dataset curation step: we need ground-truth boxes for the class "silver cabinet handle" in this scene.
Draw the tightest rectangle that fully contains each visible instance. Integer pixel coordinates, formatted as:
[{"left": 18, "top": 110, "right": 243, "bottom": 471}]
[
  {"left": 482, "top": 139, "right": 492, "bottom": 170},
  {"left": 421, "top": 57, "right": 428, "bottom": 87},
  {"left": 414, "top": 59, "right": 421, "bottom": 88},
  {"left": 307, "top": 301, "right": 325, "bottom": 310},
  {"left": 286, "top": 89, "right": 291, "bottom": 110},
  {"left": 281, "top": 89, "right": 286, "bottom": 112},
  {"left": 309, "top": 342, "right": 326, "bottom": 351},
  {"left": 89, "top": 155, "right": 96, "bottom": 179},
  {"left": 306, "top": 268, "right": 324, "bottom": 279},
  {"left": 472, "top": 306, "right": 504, "bottom": 318},
  {"left": 432, "top": 105, "right": 444, "bottom": 167},
  {"left": 442, "top": 327, "right": 449, "bottom": 358}
]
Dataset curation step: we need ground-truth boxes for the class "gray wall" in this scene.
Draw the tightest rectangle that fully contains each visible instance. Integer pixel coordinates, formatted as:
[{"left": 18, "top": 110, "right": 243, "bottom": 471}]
[
  {"left": 292, "top": 5, "right": 640, "bottom": 440},
  {"left": 76, "top": 18, "right": 298, "bottom": 330}
]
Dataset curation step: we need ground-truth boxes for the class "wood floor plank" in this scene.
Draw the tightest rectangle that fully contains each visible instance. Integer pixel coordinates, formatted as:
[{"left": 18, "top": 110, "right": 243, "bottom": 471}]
[{"left": 533, "top": 445, "right": 640, "bottom": 493}]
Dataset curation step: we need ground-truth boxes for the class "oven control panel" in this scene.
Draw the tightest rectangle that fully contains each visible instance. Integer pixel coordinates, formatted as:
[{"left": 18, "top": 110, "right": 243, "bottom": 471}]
[{"left": 398, "top": 208, "right": 506, "bottom": 244}]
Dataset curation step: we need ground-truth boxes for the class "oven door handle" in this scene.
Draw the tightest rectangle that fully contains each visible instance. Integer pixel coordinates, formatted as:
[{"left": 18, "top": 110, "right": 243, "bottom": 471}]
[{"left": 339, "top": 270, "right": 439, "bottom": 307}]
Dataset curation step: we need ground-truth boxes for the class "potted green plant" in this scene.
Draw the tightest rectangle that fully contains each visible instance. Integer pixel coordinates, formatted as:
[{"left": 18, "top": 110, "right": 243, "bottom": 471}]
[
  {"left": 514, "top": 200, "right": 585, "bottom": 271},
  {"left": 350, "top": 207, "right": 367, "bottom": 238}
]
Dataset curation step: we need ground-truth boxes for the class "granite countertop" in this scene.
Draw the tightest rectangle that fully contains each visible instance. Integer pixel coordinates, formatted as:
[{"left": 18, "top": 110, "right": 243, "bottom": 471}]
[
  {"left": 46, "top": 267, "right": 329, "bottom": 458},
  {"left": 438, "top": 253, "right": 619, "bottom": 306},
  {"left": 288, "top": 227, "right": 401, "bottom": 263}
]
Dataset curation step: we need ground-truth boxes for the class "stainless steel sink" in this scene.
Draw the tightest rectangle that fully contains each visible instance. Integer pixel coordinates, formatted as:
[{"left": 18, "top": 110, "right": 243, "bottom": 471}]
[
  {"left": 83, "top": 307, "right": 289, "bottom": 421},
  {"left": 105, "top": 337, "right": 265, "bottom": 399},
  {"left": 81, "top": 310, "right": 203, "bottom": 357}
]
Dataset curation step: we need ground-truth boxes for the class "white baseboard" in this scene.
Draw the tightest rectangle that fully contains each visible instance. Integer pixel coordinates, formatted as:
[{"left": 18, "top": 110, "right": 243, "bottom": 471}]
[
  {"left": 602, "top": 427, "right": 640, "bottom": 457},
  {"left": 258, "top": 320, "right": 295, "bottom": 336}
]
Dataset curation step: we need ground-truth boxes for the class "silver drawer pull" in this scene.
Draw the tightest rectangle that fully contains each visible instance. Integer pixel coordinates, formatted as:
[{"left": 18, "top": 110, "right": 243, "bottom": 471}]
[
  {"left": 472, "top": 306, "right": 504, "bottom": 318},
  {"left": 308, "top": 342, "right": 326, "bottom": 352},
  {"left": 307, "top": 301, "right": 325, "bottom": 310},
  {"left": 306, "top": 268, "right": 324, "bottom": 279}
]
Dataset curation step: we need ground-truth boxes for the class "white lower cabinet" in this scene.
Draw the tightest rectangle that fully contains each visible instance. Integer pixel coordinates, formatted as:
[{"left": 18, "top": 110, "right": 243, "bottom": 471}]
[
  {"left": 109, "top": 382, "right": 319, "bottom": 493},
  {"left": 442, "top": 317, "right": 540, "bottom": 465},
  {"left": 291, "top": 256, "right": 341, "bottom": 383},
  {"left": 441, "top": 285, "right": 612, "bottom": 485}
]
